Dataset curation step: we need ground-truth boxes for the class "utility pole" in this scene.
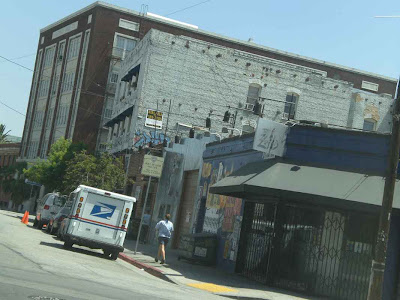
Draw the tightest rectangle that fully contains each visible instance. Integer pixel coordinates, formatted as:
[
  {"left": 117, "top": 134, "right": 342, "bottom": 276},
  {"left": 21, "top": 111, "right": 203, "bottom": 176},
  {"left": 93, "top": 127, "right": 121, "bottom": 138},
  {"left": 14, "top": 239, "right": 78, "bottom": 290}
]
[
  {"left": 367, "top": 79, "right": 400, "bottom": 299},
  {"left": 134, "top": 175, "right": 152, "bottom": 254}
]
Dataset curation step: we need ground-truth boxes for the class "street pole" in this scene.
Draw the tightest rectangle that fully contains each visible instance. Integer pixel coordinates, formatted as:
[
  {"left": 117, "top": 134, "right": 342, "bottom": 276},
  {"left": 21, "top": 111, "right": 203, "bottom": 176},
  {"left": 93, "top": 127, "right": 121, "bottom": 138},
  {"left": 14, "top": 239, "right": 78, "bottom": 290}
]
[
  {"left": 367, "top": 80, "right": 400, "bottom": 299},
  {"left": 134, "top": 176, "right": 152, "bottom": 254}
]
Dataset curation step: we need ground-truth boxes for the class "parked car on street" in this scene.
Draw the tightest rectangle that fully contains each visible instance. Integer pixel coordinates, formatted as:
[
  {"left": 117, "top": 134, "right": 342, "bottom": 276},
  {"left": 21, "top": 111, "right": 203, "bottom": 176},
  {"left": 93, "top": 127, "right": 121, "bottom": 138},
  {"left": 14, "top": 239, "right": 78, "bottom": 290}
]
[
  {"left": 33, "top": 193, "right": 67, "bottom": 229},
  {"left": 60, "top": 185, "right": 135, "bottom": 260},
  {"left": 47, "top": 202, "right": 72, "bottom": 235}
]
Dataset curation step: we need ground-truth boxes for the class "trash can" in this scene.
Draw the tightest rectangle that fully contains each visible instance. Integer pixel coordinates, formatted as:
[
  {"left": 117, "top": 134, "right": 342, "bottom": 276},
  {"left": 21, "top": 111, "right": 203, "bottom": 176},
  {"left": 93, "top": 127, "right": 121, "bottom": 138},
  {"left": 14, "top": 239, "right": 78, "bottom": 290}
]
[{"left": 178, "top": 233, "right": 217, "bottom": 265}]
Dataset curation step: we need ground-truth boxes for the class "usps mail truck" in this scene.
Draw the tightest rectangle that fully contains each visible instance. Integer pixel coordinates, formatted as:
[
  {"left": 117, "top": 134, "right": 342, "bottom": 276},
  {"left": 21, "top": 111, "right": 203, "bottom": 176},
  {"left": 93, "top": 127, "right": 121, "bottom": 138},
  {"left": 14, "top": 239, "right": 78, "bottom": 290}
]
[{"left": 62, "top": 185, "right": 135, "bottom": 260}]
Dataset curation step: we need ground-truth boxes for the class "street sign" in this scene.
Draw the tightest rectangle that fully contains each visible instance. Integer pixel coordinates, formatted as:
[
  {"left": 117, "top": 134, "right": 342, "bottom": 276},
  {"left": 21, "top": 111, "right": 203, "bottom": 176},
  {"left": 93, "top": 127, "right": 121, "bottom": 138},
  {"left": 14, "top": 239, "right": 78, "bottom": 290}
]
[
  {"left": 253, "top": 118, "right": 288, "bottom": 157},
  {"left": 24, "top": 179, "right": 42, "bottom": 187},
  {"left": 141, "top": 155, "right": 164, "bottom": 178},
  {"left": 145, "top": 109, "right": 163, "bottom": 129}
]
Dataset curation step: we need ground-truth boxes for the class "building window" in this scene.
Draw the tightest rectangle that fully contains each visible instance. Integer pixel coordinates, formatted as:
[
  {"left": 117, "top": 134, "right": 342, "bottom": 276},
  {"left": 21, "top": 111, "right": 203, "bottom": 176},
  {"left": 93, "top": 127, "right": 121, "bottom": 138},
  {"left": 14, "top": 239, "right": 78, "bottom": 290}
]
[
  {"left": 246, "top": 84, "right": 261, "bottom": 105},
  {"left": 88, "top": 14, "right": 92, "bottom": 24},
  {"left": 38, "top": 79, "right": 50, "bottom": 98},
  {"left": 61, "top": 72, "right": 75, "bottom": 93},
  {"left": 57, "top": 42, "right": 65, "bottom": 65},
  {"left": 33, "top": 110, "right": 44, "bottom": 129},
  {"left": 119, "top": 81, "right": 127, "bottom": 100},
  {"left": 119, "top": 19, "right": 140, "bottom": 32},
  {"left": 46, "top": 107, "right": 54, "bottom": 128},
  {"left": 104, "top": 108, "right": 112, "bottom": 119},
  {"left": 67, "top": 36, "right": 81, "bottom": 60},
  {"left": 27, "top": 141, "right": 39, "bottom": 158},
  {"left": 363, "top": 119, "right": 376, "bottom": 131},
  {"left": 43, "top": 47, "right": 55, "bottom": 69},
  {"left": 40, "top": 140, "right": 49, "bottom": 158},
  {"left": 110, "top": 72, "right": 119, "bottom": 83},
  {"left": 284, "top": 93, "right": 298, "bottom": 120},
  {"left": 56, "top": 106, "right": 69, "bottom": 126},
  {"left": 114, "top": 34, "right": 137, "bottom": 59},
  {"left": 51, "top": 78, "right": 59, "bottom": 96},
  {"left": 127, "top": 116, "right": 132, "bottom": 132}
]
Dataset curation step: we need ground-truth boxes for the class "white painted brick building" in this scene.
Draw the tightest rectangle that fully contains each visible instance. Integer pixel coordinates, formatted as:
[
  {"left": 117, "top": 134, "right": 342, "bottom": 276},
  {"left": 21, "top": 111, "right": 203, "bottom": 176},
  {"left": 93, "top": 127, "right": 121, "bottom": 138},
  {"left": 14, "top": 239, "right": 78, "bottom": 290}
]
[{"left": 106, "top": 29, "right": 395, "bottom": 153}]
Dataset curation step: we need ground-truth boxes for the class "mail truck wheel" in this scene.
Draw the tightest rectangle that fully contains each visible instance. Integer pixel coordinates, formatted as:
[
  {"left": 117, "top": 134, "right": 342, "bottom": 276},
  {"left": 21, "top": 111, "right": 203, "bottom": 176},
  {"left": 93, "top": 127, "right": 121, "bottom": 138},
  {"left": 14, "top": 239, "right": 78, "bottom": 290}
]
[
  {"left": 64, "top": 241, "right": 73, "bottom": 249},
  {"left": 103, "top": 250, "right": 111, "bottom": 258},
  {"left": 111, "top": 252, "right": 119, "bottom": 260}
]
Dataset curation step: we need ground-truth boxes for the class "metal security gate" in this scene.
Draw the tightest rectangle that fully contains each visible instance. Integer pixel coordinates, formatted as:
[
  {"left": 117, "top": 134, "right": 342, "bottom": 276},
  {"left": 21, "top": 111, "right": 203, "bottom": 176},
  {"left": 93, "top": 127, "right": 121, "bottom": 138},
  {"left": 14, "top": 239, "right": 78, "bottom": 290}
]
[{"left": 237, "top": 201, "right": 378, "bottom": 300}]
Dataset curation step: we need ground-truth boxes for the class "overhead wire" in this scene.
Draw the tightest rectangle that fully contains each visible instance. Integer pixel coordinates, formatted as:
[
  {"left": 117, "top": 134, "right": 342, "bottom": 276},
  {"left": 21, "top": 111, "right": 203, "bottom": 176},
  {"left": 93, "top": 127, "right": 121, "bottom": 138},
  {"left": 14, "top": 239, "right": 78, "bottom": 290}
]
[{"left": 165, "top": 0, "right": 211, "bottom": 17}]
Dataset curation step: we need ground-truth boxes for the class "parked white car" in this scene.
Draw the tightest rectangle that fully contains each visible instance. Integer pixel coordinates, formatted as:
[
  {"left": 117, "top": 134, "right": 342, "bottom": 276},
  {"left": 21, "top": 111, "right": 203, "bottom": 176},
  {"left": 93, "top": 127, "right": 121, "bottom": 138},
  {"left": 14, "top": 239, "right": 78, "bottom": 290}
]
[
  {"left": 33, "top": 193, "right": 67, "bottom": 229},
  {"left": 60, "top": 185, "right": 135, "bottom": 260}
]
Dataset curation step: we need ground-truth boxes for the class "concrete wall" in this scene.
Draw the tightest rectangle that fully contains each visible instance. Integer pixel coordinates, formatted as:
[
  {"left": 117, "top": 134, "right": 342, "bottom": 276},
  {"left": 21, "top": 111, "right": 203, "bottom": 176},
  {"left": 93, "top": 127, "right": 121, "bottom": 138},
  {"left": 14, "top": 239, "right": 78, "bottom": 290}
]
[{"left": 147, "top": 135, "right": 218, "bottom": 245}]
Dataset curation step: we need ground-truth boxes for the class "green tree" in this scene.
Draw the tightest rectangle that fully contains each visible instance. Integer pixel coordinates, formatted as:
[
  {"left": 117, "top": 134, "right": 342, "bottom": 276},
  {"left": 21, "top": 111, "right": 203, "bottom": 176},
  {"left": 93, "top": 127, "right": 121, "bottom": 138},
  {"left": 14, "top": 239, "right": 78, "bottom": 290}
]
[
  {"left": 24, "top": 138, "right": 86, "bottom": 192},
  {"left": 0, "top": 162, "right": 30, "bottom": 206},
  {"left": 0, "top": 124, "right": 11, "bottom": 143},
  {"left": 63, "top": 151, "right": 126, "bottom": 194}
]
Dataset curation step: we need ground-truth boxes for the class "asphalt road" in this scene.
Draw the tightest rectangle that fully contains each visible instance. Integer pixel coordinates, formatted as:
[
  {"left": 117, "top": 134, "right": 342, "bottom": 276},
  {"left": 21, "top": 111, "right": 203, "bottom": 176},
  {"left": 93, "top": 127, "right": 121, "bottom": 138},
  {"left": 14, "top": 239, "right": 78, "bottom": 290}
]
[{"left": 0, "top": 210, "right": 223, "bottom": 300}]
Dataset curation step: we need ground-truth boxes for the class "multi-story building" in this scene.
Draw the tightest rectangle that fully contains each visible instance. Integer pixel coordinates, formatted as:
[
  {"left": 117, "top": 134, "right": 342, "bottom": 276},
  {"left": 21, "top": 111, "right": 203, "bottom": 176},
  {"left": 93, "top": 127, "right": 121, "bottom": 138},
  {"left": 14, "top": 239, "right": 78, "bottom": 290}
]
[
  {"left": 20, "top": 1, "right": 197, "bottom": 160},
  {"left": 20, "top": 1, "right": 397, "bottom": 162},
  {"left": 106, "top": 29, "right": 396, "bottom": 154}
]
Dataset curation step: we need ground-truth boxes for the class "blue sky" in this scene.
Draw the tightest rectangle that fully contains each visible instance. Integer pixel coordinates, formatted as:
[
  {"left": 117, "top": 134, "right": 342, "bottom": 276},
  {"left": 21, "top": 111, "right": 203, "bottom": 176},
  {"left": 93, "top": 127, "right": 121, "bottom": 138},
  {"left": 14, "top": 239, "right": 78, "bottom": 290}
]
[{"left": 1, "top": 0, "right": 399, "bottom": 137}]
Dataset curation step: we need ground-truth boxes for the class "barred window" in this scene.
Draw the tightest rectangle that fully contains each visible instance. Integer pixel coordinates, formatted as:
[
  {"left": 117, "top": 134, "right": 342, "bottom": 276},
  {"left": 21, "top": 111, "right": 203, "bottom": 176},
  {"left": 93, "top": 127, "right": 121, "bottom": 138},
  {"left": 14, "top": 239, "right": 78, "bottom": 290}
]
[
  {"left": 67, "top": 36, "right": 81, "bottom": 60},
  {"left": 43, "top": 47, "right": 55, "bottom": 68}
]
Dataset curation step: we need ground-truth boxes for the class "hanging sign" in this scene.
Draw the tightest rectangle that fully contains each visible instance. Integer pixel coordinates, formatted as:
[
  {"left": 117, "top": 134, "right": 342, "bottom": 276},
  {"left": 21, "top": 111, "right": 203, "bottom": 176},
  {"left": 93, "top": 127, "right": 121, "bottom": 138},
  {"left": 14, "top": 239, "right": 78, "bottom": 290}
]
[
  {"left": 253, "top": 119, "right": 288, "bottom": 157},
  {"left": 145, "top": 109, "right": 163, "bottom": 129}
]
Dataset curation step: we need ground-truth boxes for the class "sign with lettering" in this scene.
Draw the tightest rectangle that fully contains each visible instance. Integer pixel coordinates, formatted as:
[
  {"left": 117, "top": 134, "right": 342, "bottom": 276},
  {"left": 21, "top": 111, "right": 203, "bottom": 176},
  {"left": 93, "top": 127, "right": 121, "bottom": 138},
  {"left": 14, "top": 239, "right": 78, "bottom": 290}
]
[
  {"left": 145, "top": 109, "right": 163, "bottom": 129},
  {"left": 253, "top": 119, "right": 288, "bottom": 157},
  {"left": 141, "top": 155, "right": 164, "bottom": 178}
]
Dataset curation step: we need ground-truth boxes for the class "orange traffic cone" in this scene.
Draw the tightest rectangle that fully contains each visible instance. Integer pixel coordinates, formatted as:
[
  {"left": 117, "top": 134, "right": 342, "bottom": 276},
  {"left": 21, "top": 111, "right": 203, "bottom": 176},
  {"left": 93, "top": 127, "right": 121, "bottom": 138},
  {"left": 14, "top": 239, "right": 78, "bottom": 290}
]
[
  {"left": 21, "top": 211, "right": 29, "bottom": 225},
  {"left": 21, "top": 211, "right": 27, "bottom": 223}
]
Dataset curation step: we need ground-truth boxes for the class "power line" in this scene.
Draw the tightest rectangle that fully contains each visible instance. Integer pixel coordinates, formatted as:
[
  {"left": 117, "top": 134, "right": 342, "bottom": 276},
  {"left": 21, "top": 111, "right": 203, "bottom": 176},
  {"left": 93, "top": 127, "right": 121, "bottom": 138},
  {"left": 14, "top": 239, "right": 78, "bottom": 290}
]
[
  {"left": 10, "top": 53, "right": 36, "bottom": 60},
  {"left": 165, "top": 0, "right": 211, "bottom": 16},
  {"left": 0, "top": 53, "right": 36, "bottom": 63},
  {"left": 0, "top": 54, "right": 35, "bottom": 72},
  {"left": 0, "top": 100, "right": 26, "bottom": 117}
]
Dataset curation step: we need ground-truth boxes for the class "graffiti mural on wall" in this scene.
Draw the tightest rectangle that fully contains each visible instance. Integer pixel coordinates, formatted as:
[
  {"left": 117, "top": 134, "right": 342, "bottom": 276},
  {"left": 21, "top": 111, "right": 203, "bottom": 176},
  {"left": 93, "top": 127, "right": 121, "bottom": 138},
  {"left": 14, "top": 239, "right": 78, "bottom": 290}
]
[
  {"left": 199, "top": 151, "right": 264, "bottom": 268},
  {"left": 200, "top": 160, "right": 243, "bottom": 262},
  {"left": 133, "top": 130, "right": 170, "bottom": 148}
]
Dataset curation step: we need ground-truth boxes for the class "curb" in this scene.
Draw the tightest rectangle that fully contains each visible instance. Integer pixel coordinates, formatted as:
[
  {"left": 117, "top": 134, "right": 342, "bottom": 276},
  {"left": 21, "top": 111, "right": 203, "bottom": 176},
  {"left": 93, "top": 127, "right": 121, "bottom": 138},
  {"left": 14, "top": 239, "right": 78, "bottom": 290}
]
[{"left": 118, "top": 253, "right": 176, "bottom": 284}]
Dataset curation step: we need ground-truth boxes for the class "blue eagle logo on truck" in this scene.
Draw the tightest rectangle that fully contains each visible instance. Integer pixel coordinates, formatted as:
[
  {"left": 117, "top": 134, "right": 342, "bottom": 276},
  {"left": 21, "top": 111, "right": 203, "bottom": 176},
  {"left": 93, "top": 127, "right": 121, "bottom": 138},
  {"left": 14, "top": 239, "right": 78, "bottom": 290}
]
[{"left": 90, "top": 202, "right": 116, "bottom": 220}]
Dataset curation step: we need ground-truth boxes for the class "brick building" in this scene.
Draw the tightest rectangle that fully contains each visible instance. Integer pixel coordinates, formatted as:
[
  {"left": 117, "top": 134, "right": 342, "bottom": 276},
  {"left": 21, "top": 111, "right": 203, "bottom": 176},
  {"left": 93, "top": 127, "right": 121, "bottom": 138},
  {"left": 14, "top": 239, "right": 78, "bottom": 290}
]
[
  {"left": 106, "top": 29, "right": 395, "bottom": 154},
  {"left": 20, "top": 1, "right": 397, "bottom": 162},
  {"left": 0, "top": 142, "right": 21, "bottom": 208}
]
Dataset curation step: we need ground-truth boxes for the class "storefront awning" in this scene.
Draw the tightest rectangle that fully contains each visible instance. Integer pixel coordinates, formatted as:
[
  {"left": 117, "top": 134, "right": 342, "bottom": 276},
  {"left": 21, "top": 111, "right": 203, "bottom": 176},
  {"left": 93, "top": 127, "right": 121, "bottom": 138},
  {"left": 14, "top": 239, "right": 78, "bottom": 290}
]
[{"left": 209, "top": 159, "right": 400, "bottom": 210}]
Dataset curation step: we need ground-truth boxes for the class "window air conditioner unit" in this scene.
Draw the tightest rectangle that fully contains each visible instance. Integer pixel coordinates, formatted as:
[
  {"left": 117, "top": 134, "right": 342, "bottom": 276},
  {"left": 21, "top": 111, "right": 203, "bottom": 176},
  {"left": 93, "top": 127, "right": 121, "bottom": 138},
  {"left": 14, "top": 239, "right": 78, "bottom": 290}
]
[{"left": 244, "top": 103, "right": 254, "bottom": 111}]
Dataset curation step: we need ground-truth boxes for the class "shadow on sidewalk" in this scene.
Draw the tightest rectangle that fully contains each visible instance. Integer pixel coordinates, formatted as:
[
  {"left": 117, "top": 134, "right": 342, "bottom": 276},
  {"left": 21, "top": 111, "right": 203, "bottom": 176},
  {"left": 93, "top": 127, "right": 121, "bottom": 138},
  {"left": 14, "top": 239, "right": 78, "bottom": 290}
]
[
  {"left": 123, "top": 239, "right": 318, "bottom": 300},
  {"left": 39, "top": 241, "right": 108, "bottom": 260}
]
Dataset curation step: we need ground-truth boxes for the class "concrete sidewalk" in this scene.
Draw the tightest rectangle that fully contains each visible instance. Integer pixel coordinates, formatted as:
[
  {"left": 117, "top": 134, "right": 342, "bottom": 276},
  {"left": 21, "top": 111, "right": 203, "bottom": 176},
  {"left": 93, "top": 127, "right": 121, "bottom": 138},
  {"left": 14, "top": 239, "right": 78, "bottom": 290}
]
[{"left": 120, "top": 239, "right": 319, "bottom": 300}]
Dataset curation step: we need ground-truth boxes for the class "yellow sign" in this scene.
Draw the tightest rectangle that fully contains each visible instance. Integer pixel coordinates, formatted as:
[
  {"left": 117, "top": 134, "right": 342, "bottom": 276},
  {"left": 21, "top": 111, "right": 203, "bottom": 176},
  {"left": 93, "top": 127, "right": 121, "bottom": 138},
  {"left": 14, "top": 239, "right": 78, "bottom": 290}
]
[
  {"left": 141, "top": 155, "right": 164, "bottom": 178},
  {"left": 145, "top": 109, "right": 163, "bottom": 129},
  {"left": 147, "top": 110, "right": 163, "bottom": 121}
]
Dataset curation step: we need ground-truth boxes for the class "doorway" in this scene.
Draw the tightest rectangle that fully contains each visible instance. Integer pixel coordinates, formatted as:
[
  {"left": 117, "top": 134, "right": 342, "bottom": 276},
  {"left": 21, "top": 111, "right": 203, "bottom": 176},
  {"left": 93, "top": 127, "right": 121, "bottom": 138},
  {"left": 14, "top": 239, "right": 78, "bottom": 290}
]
[{"left": 173, "top": 170, "right": 199, "bottom": 248}]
